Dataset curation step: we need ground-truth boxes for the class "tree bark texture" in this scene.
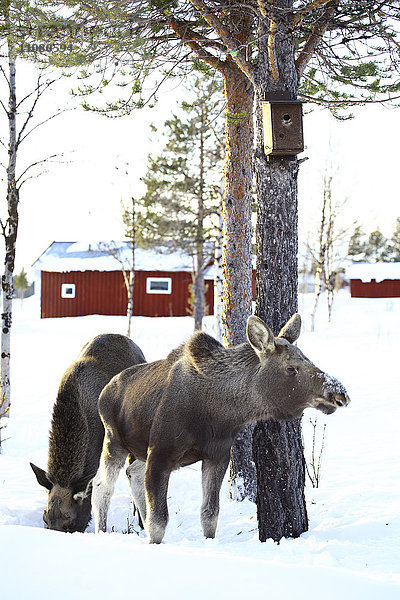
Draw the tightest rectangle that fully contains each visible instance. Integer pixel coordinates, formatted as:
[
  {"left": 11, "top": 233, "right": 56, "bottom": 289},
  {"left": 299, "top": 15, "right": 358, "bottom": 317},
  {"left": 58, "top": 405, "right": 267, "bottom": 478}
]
[
  {"left": 252, "top": 418, "right": 307, "bottom": 542},
  {"left": 222, "top": 60, "right": 256, "bottom": 501},
  {"left": 1, "top": 52, "right": 18, "bottom": 427},
  {"left": 252, "top": 0, "right": 308, "bottom": 541},
  {"left": 194, "top": 106, "right": 205, "bottom": 331},
  {"left": 213, "top": 207, "right": 223, "bottom": 343},
  {"left": 253, "top": 143, "right": 307, "bottom": 541},
  {"left": 193, "top": 255, "right": 205, "bottom": 331},
  {"left": 221, "top": 60, "right": 253, "bottom": 346}
]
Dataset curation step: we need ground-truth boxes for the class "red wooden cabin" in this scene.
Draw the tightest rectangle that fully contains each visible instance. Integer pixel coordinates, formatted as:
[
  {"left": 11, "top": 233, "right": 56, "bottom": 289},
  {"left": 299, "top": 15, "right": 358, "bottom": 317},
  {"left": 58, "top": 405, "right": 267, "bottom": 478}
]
[
  {"left": 346, "top": 263, "right": 400, "bottom": 298},
  {"left": 33, "top": 242, "right": 215, "bottom": 319}
]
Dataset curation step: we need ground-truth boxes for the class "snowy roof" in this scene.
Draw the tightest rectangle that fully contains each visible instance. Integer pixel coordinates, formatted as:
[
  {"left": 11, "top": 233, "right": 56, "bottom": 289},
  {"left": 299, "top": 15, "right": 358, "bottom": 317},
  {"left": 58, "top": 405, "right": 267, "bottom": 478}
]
[
  {"left": 346, "top": 262, "right": 400, "bottom": 283},
  {"left": 32, "top": 241, "right": 210, "bottom": 275}
]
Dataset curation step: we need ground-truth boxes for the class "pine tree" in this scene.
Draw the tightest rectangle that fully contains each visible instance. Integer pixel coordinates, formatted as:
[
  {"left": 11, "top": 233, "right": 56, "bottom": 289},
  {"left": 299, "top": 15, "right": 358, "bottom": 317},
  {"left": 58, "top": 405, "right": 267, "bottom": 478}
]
[
  {"left": 348, "top": 225, "right": 367, "bottom": 262},
  {"left": 388, "top": 217, "right": 400, "bottom": 262},
  {"left": 365, "top": 229, "right": 390, "bottom": 262},
  {"left": 14, "top": 267, "right": 28, "bottom": 299},
  {"left": 137, "top": 77, "right": 223, "bottom": 330}
]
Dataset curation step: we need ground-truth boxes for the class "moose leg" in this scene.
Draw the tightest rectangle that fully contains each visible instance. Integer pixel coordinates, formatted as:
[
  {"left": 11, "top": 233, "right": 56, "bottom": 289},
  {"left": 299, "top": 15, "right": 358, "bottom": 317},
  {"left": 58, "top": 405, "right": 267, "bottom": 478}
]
[
  {"left": 201, "top": 456, "right": 230, "bottom": 539},
  {"left": 144, "top": 450, "right": 172, "bottom": 544},
  {"left": 92, "top": 429, "right": 128, "bottom": 533},
  {"left": 126, "top": 459, "right": 146, "bottom": 528}
]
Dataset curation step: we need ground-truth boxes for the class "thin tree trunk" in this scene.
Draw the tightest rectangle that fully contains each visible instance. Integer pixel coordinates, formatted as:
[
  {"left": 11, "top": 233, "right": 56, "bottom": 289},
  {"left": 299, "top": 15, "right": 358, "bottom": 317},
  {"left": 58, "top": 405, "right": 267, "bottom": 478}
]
[
  {"left": 1, "top": 50, "right": 18, "bottom": 435},
  {"left": 193, "top": 258, "right": 204, "bottom": 331},
  {"left": 325, "top": 180, "right": 334, "bottom": 322},
  {"left": 310, "top": 212, "right": 326, "bottom": 333},
  {"left": 194, "top": 100, "right": 205, "bottom": 331},
  {"left": 126, "top": 265, "right": 135, "bottom": 338},
  {"left": 126, "top": 198, "right": 135, "bottom": 338},
  {"left": 252, "top": 0, "right": 308, "bottom": 541},
  {"left": 222, "top": 59, "right": 256, "bottom": 501},
  {"left": 214, "top": 203, "right": 223, "bottom": 343},
  {"left": 311, "top": 174, "right": 329, "bottom": 332}
]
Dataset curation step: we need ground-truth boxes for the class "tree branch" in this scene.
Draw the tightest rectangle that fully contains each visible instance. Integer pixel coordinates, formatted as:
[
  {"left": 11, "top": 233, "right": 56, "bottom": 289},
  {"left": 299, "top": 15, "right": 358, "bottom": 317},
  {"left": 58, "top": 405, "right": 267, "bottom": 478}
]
[
  {"left": 293, "top": 0, "right": 335, "bottom": 26},
  {"left": 266, "top": 0, "right": 279, "bottom": 81},
  {"left": 16, "top": 75, "right": 59, "bottom": 149},
  {"left": 295, "top": 2, "right": 337, "bottom": 77},
  {"left": 0, "top": 98, "right": 8, "bottom": 116},
  {"left": 17, "top": 109, "right": 68, "bottom": 148},
  {"left": 299, "top": 91, "right": 400, "bottom": 105},
  {"left": 0, "top": 63, "right": 10, "bottom": 87},
  {"left": 16, "top": 71, "right": 56, "bottom": 109},
  {"left": 169, "top": 18, "right": 226, "bottom": 73},
  {"left": 16, "top": 153, "right": 62, "bottom": 187},
  {"left": 188, "top": 0, "right": 255, "bottom": 83}
]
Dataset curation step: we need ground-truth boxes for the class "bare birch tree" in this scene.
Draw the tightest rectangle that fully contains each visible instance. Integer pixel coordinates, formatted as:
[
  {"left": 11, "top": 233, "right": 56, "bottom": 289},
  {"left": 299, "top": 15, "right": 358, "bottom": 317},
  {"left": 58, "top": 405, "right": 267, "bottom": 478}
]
[
  {"left": 97, "top": 233, "right": 136, "bottom": 338},
  {"left": 309, "top": 172, "right": 351, "bottom": 330},
  {"left": 310, "top": 173, "right": 331, "bottom": 332},
  {"left": 122, "top": 197, "right": 136, "bottom": 338},
  {"left": 0, "top": 49, "right": 63, "bottom": 449}
]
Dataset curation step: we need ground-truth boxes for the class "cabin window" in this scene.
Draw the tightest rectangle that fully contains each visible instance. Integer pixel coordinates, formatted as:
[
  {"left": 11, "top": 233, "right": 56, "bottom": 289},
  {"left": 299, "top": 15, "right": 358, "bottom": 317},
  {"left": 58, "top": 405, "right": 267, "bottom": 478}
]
[
  {"left": 146, "top": 277, "right": 172, "bottom": 295},
  {"left": 61, "top": 283, "right": 76, "bottom": 299}
]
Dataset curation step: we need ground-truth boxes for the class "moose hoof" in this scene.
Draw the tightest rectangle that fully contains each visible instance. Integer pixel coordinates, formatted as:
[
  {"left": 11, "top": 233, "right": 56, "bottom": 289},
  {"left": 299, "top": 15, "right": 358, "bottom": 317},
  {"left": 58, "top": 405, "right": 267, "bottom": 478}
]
[{"left": 146, "top": 519, "right": 166, "bottom": 544}]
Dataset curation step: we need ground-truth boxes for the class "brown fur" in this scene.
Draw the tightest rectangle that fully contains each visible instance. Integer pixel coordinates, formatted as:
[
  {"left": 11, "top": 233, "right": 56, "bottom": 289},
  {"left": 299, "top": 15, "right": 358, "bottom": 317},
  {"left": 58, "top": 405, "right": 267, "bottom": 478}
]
[
  {"left": 92, "top": 314, "right": 350, "bottom": 543},
  {"left": 31, "top": 333, "right": 145, "bottom": 532}
]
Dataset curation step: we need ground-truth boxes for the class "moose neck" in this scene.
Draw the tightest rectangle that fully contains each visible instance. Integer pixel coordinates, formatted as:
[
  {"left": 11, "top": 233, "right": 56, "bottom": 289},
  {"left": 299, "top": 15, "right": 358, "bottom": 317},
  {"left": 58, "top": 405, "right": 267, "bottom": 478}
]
[{"left": 201, "top": 343, "right": 271, "bottom": 427}]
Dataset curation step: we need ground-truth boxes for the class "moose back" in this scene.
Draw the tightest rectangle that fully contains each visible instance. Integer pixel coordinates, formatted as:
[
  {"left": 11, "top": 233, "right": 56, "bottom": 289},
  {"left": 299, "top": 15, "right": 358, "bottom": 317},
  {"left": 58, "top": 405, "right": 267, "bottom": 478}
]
[
  {"left": 92, "top": 314, "right": 350, "bottom": 543},
  {"left": 31, "top": 333, "right": 146, "bottom": 533}
]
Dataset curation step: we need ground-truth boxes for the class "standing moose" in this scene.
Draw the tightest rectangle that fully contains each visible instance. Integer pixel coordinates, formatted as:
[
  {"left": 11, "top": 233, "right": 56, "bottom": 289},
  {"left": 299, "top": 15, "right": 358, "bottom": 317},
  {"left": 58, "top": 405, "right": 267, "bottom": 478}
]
[
  {"left": 92, "top": 314, "right": 349, "bottom": 543},
  {"left": 31, "top": 333, "right": 146, "bottom": 533}
]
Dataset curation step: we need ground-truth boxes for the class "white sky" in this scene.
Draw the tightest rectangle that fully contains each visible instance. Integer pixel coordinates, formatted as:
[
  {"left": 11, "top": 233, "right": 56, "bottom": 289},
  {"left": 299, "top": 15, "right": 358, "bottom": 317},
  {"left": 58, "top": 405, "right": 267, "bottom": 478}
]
[{"left": 1, "top": 60, "right": 399, "bottom": 278}]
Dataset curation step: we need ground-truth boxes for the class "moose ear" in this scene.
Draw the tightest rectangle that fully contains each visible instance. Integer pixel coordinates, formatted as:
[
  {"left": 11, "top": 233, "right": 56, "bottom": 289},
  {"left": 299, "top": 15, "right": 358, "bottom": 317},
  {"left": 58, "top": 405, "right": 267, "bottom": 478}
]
[
  {"left": 277, "top": 313, "right": 302, "bottom": 344},
  {"left": 73, "top": 478, "right": 93, "bottom": 503},
  {"left": 246, "top": 316, "right": 275, "bottom": 355},
  {"left": 30, "top": 462, "right": 53, "bottom": 491}
]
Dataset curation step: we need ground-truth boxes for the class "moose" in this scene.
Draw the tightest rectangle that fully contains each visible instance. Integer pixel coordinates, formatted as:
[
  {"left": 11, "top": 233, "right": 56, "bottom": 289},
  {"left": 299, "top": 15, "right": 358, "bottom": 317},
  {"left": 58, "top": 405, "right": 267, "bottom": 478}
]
[
  {"left": 92, "top": 314, "right": 350, "bottom": 544},
  {"left": 30, "top": 333, "right": 146, "bottom": 533}
]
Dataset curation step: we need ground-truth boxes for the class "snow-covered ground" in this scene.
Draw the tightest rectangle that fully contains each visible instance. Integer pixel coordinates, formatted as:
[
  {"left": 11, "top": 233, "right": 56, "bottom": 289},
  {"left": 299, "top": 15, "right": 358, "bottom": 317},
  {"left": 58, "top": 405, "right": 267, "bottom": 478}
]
[{"left": 1, "top": 292, "right": 399, "bottom": 599}]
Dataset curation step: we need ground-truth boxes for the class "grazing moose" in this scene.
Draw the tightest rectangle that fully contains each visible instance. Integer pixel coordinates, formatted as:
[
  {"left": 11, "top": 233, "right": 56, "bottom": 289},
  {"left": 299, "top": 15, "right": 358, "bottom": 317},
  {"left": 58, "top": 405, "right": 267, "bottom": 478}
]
[
  {"left": 30, "top": 334, "right": 146, "bottom": 533},
  {"left": 92, "top": 314, "right": 349, "bottom": 543}
]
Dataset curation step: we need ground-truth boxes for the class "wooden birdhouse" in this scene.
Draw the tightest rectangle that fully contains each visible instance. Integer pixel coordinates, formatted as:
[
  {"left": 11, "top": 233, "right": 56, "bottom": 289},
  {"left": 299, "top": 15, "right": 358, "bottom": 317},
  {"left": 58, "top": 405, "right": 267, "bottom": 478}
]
[{"left": 262, "top": 92, "right": 304, "bottom": 157}]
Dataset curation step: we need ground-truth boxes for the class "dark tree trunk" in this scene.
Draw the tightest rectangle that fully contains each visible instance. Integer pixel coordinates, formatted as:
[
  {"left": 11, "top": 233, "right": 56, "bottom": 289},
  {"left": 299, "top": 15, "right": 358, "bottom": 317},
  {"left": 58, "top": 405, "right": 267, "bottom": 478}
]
[
  {"left": 253, "top": 151, "right": 308, "bottom": 543},
  {"left": 253, "top": 143, "right": 307, "bottom": 541},
  {"left": 252, "top": 0, "right": 308, "bottom": 541},
  {"left": 252, "top": 419, "right": 307, "bottom": 542}
]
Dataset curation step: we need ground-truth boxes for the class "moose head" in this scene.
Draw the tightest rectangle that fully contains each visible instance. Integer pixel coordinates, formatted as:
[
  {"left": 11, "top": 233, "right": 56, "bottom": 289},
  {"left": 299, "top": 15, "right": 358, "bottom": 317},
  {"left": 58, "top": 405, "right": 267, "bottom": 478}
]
[
  {"left": 246, "top": 314, "right": 350, "bottom": 421},
  {"left": 30, "top": 463, "right": 93, "bottom": 533}
]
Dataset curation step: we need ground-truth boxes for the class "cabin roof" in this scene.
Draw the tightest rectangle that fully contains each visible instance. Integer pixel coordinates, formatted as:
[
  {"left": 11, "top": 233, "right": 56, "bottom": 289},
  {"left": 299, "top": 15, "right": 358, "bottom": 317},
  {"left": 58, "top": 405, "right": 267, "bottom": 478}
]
[
  {"left": 346, "top": 262, "right": 400, "bottom": 283},
  {"left": 33, "top": 241, "right": 211, "bottom": 275}
]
